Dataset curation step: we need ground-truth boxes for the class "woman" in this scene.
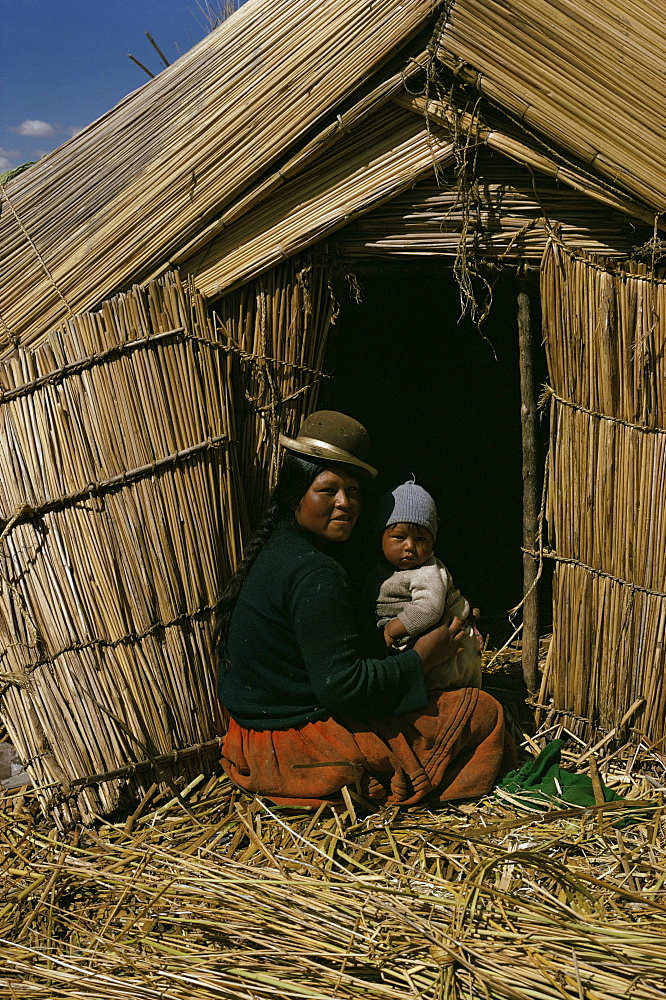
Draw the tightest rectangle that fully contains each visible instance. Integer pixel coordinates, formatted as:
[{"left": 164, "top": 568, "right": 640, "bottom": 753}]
[{"left": 218, "top": 410, "right": 515, "bottom": 807}]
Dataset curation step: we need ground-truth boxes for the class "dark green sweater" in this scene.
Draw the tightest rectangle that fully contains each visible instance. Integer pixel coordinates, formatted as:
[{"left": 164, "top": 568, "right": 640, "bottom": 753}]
[{"left": 219, "top": 521, "right": 427, "bottom": 730}]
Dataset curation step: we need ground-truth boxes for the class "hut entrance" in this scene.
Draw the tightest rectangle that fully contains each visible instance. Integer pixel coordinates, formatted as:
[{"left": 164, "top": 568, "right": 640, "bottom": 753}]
[{"left": 330, "top": 263, "right": 550, "bottom": 646}]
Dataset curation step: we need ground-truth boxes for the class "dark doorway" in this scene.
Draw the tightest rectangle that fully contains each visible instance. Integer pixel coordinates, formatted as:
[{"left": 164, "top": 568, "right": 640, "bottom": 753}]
[{"left": 328, "top": 262, "right": 550, "bottom": 646}]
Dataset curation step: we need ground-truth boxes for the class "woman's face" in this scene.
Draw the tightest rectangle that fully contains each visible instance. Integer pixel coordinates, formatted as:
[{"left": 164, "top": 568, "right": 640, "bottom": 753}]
[{"left": 294, "top": 469, "right": 361, "bottom": 543}]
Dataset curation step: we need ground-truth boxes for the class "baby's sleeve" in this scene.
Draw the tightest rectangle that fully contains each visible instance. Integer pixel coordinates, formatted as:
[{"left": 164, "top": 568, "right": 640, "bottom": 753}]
[
  {"left": 446, "top": 585, "right": 471, "bottom": 621},
  {"left": 440, "top": 562, "right": 471, "bottom": 621},
  {"left": 397, "top": 562, "right": 447, "bottom": 636}
]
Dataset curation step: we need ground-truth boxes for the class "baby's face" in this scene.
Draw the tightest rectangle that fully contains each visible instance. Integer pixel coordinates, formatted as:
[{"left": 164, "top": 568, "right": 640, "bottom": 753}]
[{"left": 382, "top": 523, "right": 434, "bottom": 571}]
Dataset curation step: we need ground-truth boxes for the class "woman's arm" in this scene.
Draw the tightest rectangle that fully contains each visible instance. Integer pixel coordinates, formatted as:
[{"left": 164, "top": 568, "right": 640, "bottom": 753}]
[
  {"left": 291, "top": 563, "right": 428, "bottom": 717},
  {"left": 413, "top": 616, "right": 467, "bottom": 674}
]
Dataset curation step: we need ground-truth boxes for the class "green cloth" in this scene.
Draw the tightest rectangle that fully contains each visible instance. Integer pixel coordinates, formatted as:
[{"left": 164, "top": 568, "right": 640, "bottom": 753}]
[{"left": 498, "top": 739, "right": 622, "bottom": 808}]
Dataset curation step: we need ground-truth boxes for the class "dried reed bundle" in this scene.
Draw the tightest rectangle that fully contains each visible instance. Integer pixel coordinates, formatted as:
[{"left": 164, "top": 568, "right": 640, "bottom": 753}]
[
  {"left": 393, "top": 92, "right": 660, "bottom": 230},
  {"left": 435, "top": 0, "right": 666, "bottom": 213},
  {"left": 181, "top": 104, "right": 456, "bottom": 298},
  {"left": 0, "top": 0, "right": 445, "bottom": 349},
  {"left": 541, "top": 243, "right": 666, "bottom": 744},
  {"left": 1, "top": 724, "right": 666, "bottom": 1000},
  {"left": 336, "top": 154, "right": 652, "bottom": 262},
  {"left": 213, "top": 259, "right": 336, "bottom": 519},
  {"left": 0, "top": 274, "right": 252, "bottom": 823}
]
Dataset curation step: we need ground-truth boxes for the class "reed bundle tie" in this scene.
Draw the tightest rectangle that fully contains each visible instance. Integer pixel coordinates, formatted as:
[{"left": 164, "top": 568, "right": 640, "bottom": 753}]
[
  {"left": 228, "top": 344, "right": 334, "bottom": 381},
  {"left": 543, "top": 384, "right": 666, "bottom": 434},
  {"left": 68, "top": 738, "right": 222, "bottom": 790},
  {"left": 0, "top": 432, "right": 230, "bottom": 684},
  {"left": 0, "top": 599, "right": 223, "bottom": 695},
  {"left": 256, "top": 382, "right": 317, "bottom": 413},
  {"left": 549, "top": 238, "right": 666, "bottom": 282},
  {"left": 0, "top": 435, "right": 231, "bottom": 542},
  {"left": 0, "top": 324, "right": 334, "bottom": 405},
  {"left": 524, "top": 546, "right": 666, "bottom": 601},
  {"left": 0, "top": 326, "right": 188, "bottom": 402},
  {"left": 1, "top": 183, "right": 75, "bottom": 320},
  {"left": 0, "top": 502, "right": 39, "bottom": 540}
]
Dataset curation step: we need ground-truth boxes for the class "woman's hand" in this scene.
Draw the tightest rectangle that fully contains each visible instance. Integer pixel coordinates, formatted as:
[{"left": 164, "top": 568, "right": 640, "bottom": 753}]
[{"left": 413, "top": 616, "right": 466, "bottom": 674}]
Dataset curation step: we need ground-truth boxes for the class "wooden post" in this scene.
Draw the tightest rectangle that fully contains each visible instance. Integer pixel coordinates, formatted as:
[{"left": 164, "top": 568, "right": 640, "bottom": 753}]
[{"left": 518, "top": 272, "right": 540, "bottom": 695}]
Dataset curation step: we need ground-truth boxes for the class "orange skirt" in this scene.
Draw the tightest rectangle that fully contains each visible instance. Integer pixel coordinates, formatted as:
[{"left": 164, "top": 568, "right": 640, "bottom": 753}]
[{"left": 220, "top": 687, "right": 516, "bottom": 808}]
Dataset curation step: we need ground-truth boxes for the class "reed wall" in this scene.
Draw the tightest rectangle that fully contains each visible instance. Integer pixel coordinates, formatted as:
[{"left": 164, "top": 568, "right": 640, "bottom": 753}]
[
  {"left": 0, "top": 262, "right": 334, "bottom": 821},
  {"left": 212, "top": 260, "right": 335, "bottom": 519},
  {"left": 541, "top": 243, "right": 666, "bottom": 743}
]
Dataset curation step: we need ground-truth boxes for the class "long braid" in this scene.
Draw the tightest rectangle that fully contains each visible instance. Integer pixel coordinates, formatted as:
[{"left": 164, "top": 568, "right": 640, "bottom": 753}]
[
  {"left": 215, "top": 453, "right": 327, "bottom": 652},
  {"left": 214, "top": 503, "right": 279, "bottom": 650}
]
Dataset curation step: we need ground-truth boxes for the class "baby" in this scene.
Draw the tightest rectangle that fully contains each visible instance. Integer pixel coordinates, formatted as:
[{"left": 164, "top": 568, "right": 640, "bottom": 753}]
[{"left": 365, "top": 480, "right": 482, "bottom": 692}]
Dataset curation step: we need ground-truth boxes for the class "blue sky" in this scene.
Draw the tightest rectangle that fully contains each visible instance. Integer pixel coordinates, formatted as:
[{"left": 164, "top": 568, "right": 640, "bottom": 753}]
[{"left": 0, "top": 0, "right": 230, "bottom": 171}]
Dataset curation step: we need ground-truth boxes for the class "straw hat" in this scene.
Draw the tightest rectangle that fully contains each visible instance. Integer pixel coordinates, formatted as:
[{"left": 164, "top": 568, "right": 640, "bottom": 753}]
[{"left": 279, "top": 410, "right": 377, "bottom": 479}]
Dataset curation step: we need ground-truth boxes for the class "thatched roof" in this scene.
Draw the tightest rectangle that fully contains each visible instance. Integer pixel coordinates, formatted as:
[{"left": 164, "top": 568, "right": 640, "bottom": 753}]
[
  {"left": 434, "top": 0, "right": 666, "bottom": 212},
  {"left": 1, "top": 0, "right": 664, "bottom": 350},
  {"left": 336, "top": 151, "right": 652, "bottom": 263},
  {"left": 0, "top": 0, "right": 444, "bottom": 348}
]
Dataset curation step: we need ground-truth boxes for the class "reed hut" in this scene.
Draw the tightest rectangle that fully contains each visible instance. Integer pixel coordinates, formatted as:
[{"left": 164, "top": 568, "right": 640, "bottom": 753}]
[{"left": 0, "top": 0, "right": 664, "bottom": 821}]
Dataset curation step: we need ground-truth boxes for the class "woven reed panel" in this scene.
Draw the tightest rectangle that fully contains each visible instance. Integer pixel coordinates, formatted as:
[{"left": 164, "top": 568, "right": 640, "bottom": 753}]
[
  {"left": 0, "top": 260, "right": 335, "bottom": 823},
  {"left": 0, "top": 275, "right": 247, "bottom": 823},
  {"left": 542, "top": 243, "right": 666, "bottom": 742}
]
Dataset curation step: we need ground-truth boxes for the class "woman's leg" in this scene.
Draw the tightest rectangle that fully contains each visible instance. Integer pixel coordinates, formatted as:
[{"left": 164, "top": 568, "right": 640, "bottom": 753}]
[{"left": 221, "top": 689, "right": 515, "bottom": 808}]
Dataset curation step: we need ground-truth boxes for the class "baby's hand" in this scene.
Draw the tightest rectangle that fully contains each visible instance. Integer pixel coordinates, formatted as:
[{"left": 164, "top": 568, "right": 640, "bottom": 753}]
[
  {"left": 383, "top": 626, "right": 397, "bottom": 649},
  {"left": 383, "top": 617, "right": 409, "bottom": 648},
  {"left": 469, "top": 609, "right": 483, "bottom": 651}
]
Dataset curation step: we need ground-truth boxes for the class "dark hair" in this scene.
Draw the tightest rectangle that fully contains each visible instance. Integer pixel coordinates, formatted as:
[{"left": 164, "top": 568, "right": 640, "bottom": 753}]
[{"left": 214, "top": 452, "right": 329, "bottom": 650}]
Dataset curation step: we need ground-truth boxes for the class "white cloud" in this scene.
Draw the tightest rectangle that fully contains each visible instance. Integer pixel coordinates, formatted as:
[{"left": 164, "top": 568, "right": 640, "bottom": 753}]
[
  {"left": 13, "top": 119, "right": 55, "bottom": 137},
  {"left": 0, "top": 148, "right": 20, "bottom": 170}
]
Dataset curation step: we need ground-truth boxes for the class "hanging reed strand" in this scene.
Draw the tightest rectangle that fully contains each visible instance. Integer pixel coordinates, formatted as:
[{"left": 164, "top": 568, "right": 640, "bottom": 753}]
[{"left": 1, "top": 726, "right": 665, "bottom": 1000}]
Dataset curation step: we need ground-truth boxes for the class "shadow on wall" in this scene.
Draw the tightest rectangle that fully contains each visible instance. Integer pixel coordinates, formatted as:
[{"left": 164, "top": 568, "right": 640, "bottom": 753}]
[{"left": 328, "top": 263, "right": 550, "bottom": 645}]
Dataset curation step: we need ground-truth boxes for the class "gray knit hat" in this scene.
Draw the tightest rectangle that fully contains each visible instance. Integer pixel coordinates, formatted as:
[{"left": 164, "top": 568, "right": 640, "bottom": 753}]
[{"left": 378, "top": 480, "right": 438, "bottom": 540}]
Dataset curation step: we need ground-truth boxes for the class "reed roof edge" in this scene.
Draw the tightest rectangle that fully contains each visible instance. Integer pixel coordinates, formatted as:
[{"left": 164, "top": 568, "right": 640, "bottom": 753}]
[
  {"left": 0, "top": 0, "right": 445, "bottom": 348},
  {"left": 435, "top": 0, "right": 666, "bottom": 216},
  {"left": 1, "top": 0, "right": 664, "bottom": 351}
]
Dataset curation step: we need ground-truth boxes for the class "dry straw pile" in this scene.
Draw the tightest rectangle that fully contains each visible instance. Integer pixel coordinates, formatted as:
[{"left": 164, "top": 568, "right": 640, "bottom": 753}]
[{"left": 1, "top": 722, "right": 666, "bottom": 1000}]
